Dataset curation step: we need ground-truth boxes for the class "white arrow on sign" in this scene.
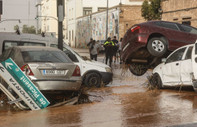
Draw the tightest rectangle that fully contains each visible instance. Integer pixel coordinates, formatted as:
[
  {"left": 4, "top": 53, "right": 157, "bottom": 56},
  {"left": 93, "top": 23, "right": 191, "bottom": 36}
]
[{"left": 5, "top": 62, "right": 13, "bottom": 70}]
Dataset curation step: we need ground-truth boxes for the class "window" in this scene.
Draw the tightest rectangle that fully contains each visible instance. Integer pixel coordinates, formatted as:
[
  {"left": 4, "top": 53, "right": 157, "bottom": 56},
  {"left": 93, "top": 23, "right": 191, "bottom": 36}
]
[
  {"left": 63, "top": 48, "right": 78, "bottom": 62},
  {"left": 3, "top": 41, "right": 45, "bottom": 52},
  {"left": 180, "top": 24, "right": 197, "bottom": 34},
  {"left": 166, "top": 47, "right": 186, "bottom": 63},
  {"left": 184, "top": 46, "right": 193, "bottom": 60},
  {"left": 98, "top": 7, "right": 106, "bottom": 12},
  {"left": 160, "top": 22, "right": 180, "bottom": 31},
  {"left": 22, "top": 50, "right": 72, "bottom": 63},
  {"left": 83, "top": 7, "right": 92, "bottom": 16}
]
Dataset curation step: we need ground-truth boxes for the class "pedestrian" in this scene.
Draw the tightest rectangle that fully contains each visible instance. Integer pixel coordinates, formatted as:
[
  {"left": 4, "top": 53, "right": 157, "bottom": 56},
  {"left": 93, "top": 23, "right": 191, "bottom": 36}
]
[
  {"left": 112, "top": 36, "right": 118, "bottom": 63},
  {"left": 87, "top": 38, "right": 94, "bottom": 58},
  {"left": 89, "top": 40, "right": 100, "bottom": 61},
  {"left": 104, "top": 37, "right": 115, "bottom": 67},
  {"left": 117, "top": 38, "right": 123, "bottom": 64}
]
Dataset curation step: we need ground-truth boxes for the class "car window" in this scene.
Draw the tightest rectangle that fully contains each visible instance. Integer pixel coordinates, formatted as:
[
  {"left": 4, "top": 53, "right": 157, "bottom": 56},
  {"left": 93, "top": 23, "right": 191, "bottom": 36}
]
[
  {"left": 63, "top": 48, "right": 79, "bottom": 62},
  {"left": 4, "top": 42, "right": 17, "bottom": 50},
  {"left": 166, "top": 47, "right": 186, "bottom": 63},
  {"left": 184, "top": 46, "right": 193, "bottom": 60},
  {"left": 180, "top": 24, "right": 197, "bottom": 34},
  {"left": 3, "top": 41, "right": 46, "bottom": 52},
  {"left": 160, "top": 22, "right": 180, "bottom": 31},
  {"left": 23, "top": 42, "right": 45, "bottom": 46},
  {"left": 22, "top": 50, "right": 72, "bottom": 63}
]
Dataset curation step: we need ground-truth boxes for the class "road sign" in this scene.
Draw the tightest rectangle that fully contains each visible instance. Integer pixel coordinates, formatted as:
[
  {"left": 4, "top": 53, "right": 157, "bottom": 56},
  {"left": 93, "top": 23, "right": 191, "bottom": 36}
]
[{"left": 0, "top": 58, "right": 50, "bottom": 110}]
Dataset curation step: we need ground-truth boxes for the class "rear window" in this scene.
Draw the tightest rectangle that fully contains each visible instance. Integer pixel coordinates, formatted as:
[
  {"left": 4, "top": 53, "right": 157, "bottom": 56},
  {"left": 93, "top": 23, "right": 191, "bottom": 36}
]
[
  {"left": 180, "top": 24, "right": 197, "bottom": 34},
  {"left": 154, "top": 22, "right": 179, "bottom": 31},
  {"left": 22, "top": 50, "right": 72, "bottom": 63},
  {"left": 3, "top": 41, "right": 45, "bottom": 51}
]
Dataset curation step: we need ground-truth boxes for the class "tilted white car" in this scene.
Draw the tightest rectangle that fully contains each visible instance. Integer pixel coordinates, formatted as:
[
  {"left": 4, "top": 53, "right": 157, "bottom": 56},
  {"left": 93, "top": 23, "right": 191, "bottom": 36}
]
[{"left": 152, "top": 41, "right": 197, "bottom": 91}]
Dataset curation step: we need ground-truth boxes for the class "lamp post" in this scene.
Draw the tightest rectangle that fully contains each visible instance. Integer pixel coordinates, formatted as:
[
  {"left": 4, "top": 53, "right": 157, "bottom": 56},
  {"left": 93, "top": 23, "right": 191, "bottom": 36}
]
[{"left": 106, "top": 0, "right": 109, "bottom": 40}]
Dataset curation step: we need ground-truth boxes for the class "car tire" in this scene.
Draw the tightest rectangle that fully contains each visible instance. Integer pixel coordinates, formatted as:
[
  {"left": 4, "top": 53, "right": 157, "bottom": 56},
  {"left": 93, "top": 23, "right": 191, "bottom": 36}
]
[
  {"left": 84, "top": 72, "right": 101, "bottom": 87},
  {"left": 151, "top": 73, "right": 163, "bottom": 89},
  {"left": 129, "top": 63, "right": 148, "bottom": 76},
  {"left": 147, "top": 37, "right": 167, "bottom": 57}
]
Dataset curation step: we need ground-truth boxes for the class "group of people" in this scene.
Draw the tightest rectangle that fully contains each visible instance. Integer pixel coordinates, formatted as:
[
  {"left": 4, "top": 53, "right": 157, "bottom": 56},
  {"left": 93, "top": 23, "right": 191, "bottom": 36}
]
[{"left": 87, "top": 36, "right": 122, "bottom": 67}]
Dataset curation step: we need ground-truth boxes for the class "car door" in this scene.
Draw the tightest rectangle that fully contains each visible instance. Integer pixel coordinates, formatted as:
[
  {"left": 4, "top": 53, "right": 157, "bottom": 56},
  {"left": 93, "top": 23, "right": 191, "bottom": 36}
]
[
  {"left": 180, "top": 46, "right": 193, "bottom": 85},
  {"left": 162, "top": 47, "right": 186, "bottom": 85}
]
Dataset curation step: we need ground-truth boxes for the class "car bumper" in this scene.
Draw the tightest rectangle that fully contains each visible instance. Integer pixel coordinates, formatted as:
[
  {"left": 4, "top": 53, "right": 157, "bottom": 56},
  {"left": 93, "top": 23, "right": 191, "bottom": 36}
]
[
  {"left": 32, "top": 79, "right": 82, "bottom": 91},
  {"left": 100, "top": 72, "right": 113, "bottom": 85},
  {"left": 121, "top": 34, "right": 148, "bottom": 62}
]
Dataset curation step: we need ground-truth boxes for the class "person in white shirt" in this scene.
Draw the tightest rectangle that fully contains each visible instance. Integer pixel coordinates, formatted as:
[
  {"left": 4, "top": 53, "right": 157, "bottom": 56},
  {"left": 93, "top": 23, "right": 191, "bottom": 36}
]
[{"left": 90, "top": 40, "right": 100, "bottom": 61}]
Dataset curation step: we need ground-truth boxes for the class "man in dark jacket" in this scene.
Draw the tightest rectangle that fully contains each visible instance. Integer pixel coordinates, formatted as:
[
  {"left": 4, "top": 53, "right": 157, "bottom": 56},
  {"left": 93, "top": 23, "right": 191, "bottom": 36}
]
[
  {"left": 104, "top": 37, "right": 115, "bottom": 67},
  {"left": 112, "top": 36, "right": 118, "bottom": 63}
]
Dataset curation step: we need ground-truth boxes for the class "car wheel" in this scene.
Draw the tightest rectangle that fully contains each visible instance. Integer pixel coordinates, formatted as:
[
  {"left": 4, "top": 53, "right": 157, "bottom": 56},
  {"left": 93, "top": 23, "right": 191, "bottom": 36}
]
[
  {"left": 84, "top": 73, "right": 101, "bottom": 87},
  {"left": 147, "top": 37, "right": 167, "bottom": 57},
  {"left": 129, "top": 63, "right": 148, "bottom": 76},
  {"left": 151, "top": 73, "right": 163, "bottom": 89}
]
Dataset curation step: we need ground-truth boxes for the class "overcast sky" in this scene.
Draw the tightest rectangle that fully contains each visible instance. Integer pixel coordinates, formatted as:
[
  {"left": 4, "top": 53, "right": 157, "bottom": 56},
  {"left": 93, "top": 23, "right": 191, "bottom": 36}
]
[{"left": 0, "top": 0, "right": 38, "bottom": 32}]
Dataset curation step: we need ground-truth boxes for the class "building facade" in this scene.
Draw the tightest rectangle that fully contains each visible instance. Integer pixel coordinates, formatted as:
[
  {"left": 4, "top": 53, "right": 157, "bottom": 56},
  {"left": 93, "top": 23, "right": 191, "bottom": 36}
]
[
  {"left": 67, "top": 0, "right": 144, "bottom": 47},
  {"left": 161, "top": 0, "right": 197, "bottom": 27},
  {"left": 40, "top": 0, "right": 68, "bottom": 40},
  {"left": 76, "top": 4, "right": 145, "bottom": 48}
]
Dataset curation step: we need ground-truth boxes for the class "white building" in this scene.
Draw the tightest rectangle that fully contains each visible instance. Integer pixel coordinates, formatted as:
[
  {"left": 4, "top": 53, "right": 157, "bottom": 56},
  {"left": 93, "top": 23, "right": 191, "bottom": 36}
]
[
  {"left": 0, "top": 0, "right": 37, "bottom": 33},
  {"left": 67, "top": 0, "right": 143, "bottom": 47}
]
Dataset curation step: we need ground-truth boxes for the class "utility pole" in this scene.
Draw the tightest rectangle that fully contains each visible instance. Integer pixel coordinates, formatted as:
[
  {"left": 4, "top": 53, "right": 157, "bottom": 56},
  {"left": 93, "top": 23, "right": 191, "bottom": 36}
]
[
  {"left": 106, "top": 0, "right": 109, "bottom": 40},
  {"left": 57, "top": 0, "right": 65, "bottom": 51}
]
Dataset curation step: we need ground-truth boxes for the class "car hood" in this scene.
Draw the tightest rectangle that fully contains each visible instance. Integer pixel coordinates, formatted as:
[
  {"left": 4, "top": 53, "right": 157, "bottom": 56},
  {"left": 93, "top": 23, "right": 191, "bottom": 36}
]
[{"left": 84, "top": 60, "right": 110, "bottom": 68}]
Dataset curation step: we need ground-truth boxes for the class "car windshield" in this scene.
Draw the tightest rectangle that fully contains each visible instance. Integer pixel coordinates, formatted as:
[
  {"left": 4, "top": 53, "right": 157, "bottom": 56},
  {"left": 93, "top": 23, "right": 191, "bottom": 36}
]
[{"left": 22, "top": 50, "right": 72, "bottom": 63}]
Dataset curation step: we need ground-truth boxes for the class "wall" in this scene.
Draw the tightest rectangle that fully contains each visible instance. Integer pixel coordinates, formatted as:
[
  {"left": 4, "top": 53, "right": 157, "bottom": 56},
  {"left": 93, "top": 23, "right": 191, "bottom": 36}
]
[
  {"left": 161, "top": 0, "right": 197, "bottom": 27},
  {"left": 76, "top": 5, "right": 145, "bottom": 48}
]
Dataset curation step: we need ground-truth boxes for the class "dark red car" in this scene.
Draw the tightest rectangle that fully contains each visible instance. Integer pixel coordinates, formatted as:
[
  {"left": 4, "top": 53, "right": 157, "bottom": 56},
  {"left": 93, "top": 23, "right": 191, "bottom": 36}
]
[{"left": 121, "top": 20, "right": 197, "bottom": 76}]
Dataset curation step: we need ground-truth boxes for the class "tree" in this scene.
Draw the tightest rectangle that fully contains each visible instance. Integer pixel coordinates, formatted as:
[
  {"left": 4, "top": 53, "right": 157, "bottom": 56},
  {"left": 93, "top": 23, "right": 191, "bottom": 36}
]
[
  {"left": 22, "top": 25, "right": 36, "bottom": 34},
  {"left": 141, "top": 0, "right": 162, "bottom": 21}
]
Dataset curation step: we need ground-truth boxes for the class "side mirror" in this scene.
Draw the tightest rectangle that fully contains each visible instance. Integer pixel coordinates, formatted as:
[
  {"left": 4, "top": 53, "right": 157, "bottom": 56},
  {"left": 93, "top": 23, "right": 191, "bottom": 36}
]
[{"left": 161, "top": 58, "right": 167, "bottom": 63}]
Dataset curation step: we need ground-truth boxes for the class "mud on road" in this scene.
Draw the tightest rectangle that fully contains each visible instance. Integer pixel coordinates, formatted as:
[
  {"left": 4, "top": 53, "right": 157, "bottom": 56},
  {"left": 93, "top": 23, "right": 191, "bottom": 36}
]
[{"left": 0, "top": 63, "right": 197, "bottom": 127}]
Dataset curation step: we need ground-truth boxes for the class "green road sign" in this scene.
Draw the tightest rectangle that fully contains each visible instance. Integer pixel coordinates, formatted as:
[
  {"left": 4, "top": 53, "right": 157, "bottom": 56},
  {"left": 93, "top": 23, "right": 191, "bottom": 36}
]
[{"left": 0, "top": 58, "right": 50, "bottom": 110}]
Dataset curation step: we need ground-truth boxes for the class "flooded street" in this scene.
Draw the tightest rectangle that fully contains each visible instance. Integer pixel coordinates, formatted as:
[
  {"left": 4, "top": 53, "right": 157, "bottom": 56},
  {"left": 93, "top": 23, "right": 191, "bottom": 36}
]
[{"left": 1, "top": 53, "right": 197, "bottom": 127}]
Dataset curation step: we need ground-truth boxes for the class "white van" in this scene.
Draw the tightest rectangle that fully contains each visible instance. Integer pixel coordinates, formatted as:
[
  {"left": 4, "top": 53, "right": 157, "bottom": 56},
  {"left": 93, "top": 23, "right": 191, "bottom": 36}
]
[
  {"left": 0, "top": 32, "right": 113, "bottom": 87},
  {"left": 0, "top": 32, "right": 58, "bottom": 53}
]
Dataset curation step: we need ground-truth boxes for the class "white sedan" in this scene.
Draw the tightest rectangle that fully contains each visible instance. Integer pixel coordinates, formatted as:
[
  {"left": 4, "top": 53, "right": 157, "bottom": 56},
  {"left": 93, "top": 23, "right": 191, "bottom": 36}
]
[{"left": 152, "top": 41, "right": 197, "bottom": 91}]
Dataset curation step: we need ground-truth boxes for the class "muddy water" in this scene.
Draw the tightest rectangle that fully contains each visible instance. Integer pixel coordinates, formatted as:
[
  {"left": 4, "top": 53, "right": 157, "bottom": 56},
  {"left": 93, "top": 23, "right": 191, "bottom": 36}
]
[{"left": 0, "top": 64, "right": 197, "bottom": 127}]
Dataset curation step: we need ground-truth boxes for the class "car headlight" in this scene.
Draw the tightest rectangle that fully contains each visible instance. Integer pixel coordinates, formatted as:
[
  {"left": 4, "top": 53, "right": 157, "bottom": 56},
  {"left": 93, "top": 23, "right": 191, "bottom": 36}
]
[{"left": 105, "top": 67, "right": 112, "bottom": 72}]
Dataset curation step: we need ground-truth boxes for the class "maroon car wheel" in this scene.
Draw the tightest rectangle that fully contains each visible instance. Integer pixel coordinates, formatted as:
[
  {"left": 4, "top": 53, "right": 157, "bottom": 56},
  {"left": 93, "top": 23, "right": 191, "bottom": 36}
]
[
  {"left": 147, "top": 37, "right": 167, "bottom": 57},
  {"left": 128, "top": 63, "right": 148, "bottom": 76}
]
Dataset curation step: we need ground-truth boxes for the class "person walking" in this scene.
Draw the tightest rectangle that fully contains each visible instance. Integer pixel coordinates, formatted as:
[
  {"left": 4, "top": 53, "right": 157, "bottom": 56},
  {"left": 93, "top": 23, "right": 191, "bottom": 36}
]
[
  {"left": 104, "top": 37, "right": 115, "bottom": 67},
  {"left": 87, "top": 38, "right": 94, "bottom": 58},
  {"left": 112, "top": 36, "right": 118, "bottom": 63},
  {"left": 89, "top": 40, "right": 99, "bottom": 61}
]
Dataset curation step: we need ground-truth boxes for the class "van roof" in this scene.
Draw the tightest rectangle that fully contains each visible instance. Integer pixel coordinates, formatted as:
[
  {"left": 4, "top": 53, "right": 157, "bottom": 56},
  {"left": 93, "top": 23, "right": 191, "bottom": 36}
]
[{"left": 0, "top": 32, "right": 58, "bottom": 43}]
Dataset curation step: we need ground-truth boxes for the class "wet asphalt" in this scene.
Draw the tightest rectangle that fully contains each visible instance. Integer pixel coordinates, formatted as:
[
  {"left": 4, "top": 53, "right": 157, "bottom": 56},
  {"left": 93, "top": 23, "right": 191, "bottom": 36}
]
[{"left": 0, "top": 49, "right": 197, "bottom": 127}]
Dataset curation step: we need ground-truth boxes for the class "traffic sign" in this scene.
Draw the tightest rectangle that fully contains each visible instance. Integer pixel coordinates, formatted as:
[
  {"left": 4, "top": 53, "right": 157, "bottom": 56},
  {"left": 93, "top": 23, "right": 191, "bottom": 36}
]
[{"left": 0, "top": 58, "right": 50, "bottom": 110}]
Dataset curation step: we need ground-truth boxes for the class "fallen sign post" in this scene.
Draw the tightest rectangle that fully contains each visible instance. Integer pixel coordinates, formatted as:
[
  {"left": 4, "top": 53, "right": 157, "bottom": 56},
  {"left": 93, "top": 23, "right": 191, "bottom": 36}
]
[{"left": 0, "top": 58, "right": 50, "bottom": 110}]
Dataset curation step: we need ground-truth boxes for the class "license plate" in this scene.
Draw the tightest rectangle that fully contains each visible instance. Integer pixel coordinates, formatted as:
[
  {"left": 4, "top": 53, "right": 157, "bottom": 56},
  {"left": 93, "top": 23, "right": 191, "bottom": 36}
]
[{"left": 42, "top": 70, "right": 67, "bottom": 75}]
